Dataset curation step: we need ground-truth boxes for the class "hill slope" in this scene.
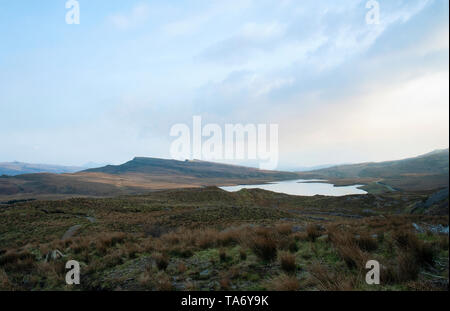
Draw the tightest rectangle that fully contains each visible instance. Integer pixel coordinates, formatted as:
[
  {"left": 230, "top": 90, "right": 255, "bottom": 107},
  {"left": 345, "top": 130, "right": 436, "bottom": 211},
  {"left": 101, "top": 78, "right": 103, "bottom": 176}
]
[
  {"left": 84, "top": 157, "right": 297, "bottom": 179},
  {"left": 299, "top": 149, "right": 449, "bottom": 191}
]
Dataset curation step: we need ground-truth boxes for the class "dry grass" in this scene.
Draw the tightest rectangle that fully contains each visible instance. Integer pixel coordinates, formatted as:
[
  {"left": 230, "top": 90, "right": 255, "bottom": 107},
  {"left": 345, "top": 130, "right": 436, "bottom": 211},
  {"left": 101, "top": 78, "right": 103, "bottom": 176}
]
[
  {"left": 143, "top": 224, "right": 167, "bottom": 238},
  {"left": 438, "top": 235, "right": 449, "bottom": 250},
  {"left": 0, "top": 269, "right": 14, "bottom": 290},
  {"left": 247, "top": 228, "right": 278, "bottom": 262},
  {"left": 336, "top": 244, "right": 367, "bottom": 270},
  {"left": 219, "top": 275, "right": 231, "bottom": 290},
  {"left": 306, "top": 224, "right": 322, "bottom": 242},
  {"left": 288, "top": 241, "right": 299, "bottom": 253},
  {"left": 217, "top": 228, "right": 241, "bottom": 246},
  {"left": 266, "top": 274, "right": 300, "bottom": 291},
  {"left": 356, "top": 234, "right": 378, "bottom": 252},
  {"left": 396, "top": 252, "right": 420, "bottom": 282},
  {"left": 308, "top": 263, "right": 354, "bottom": 291},
  {"left": 219, "top": 248, "right": 228, "bottom": 262},
  {"left": 138, "top": 271, "right": 152, "bottom": 288},
  {"left": 393, "top": 231, "right": 435, "bottom": 266},
  {"left": 155, "top": 273, "right": 174, "bottom": 291},
  {"left": 196, "top": 229, "right": 219, "bottom": 249},
  {"left": 328, "top": 229, "right": 368, "bottom": 270},
  {"left": 279, "top": 252, "right": 297, "bottom": 273},
  {"left": 275, "top": 223, "right": 293, "bottom": 235},
  {"left": 153, "top": 253, "right": 169, "bottom": 270},
  {"left": 239, "top": 248, "right": 247, "bottom": 260},
  {"left": 0, "top": 249, "right": 34, "bottom": 266},
  {"left": 0, "top": 249, "right": 36, "bottom": 272},
  {"left": 95, "top": 232, "right": 127, "bottom": 254},
  {"left": 177, "top": 262, "right": 187, "bottom": 273}
]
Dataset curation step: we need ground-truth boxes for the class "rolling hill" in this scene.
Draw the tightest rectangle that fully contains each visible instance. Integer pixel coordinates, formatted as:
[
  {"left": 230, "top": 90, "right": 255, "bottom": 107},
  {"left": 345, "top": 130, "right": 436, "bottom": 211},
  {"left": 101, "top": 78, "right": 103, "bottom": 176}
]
[
  {"left": 299, "top": 149, "right": 449, "bottom": 191},
  {"left": 1, "top": 149, "right": 448, "bottom": 200},
  {"left": 83, "top": 157, "right": 297, "bottom": 179},
  {"left": 0, "top": 157, "right": 299, "bottom": 201}
]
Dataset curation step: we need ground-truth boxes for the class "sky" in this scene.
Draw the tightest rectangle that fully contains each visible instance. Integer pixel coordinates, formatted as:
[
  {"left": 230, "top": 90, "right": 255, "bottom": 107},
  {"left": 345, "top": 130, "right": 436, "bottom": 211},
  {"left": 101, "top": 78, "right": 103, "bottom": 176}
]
[{"left": 0, "top": 0, "right": 448, "bottom": 169}]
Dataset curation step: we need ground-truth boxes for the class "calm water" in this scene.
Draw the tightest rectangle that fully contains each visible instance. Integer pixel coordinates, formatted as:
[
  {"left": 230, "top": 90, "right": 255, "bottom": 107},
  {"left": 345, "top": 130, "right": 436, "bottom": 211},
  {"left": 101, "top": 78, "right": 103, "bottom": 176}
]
[{"left": 220, "top": 179, "right": 367, "bottom": 196}]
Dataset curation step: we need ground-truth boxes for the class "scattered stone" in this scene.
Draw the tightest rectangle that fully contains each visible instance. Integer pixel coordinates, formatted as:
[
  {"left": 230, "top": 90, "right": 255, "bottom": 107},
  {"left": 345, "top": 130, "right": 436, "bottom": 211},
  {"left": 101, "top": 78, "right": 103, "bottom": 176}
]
[
  {"left": 429, "top": 224, "right": 449, "bottom": 235},
  {"left": 412, "top": 223, "right": 449, "bottom": 235}
]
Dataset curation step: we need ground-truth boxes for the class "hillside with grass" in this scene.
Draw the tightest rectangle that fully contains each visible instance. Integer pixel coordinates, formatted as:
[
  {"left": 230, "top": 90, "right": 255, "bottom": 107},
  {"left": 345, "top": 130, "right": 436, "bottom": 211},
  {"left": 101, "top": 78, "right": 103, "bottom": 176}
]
[
  {"left": 84, "top": 157, "right": 297, "bottom": 180},
  {"left": 299, "top": 149, "right": 449, "bottom": 192},
  {"left": 0, "top": 187, "right": 448, "bottom": 291}
]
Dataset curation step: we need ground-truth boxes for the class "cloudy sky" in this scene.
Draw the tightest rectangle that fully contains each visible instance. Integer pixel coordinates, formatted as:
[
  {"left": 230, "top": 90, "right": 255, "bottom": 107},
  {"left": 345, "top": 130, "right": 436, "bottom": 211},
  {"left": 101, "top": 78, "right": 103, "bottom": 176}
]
[{"left": 0, "top": 0, "right": 448, "bottom": 169}]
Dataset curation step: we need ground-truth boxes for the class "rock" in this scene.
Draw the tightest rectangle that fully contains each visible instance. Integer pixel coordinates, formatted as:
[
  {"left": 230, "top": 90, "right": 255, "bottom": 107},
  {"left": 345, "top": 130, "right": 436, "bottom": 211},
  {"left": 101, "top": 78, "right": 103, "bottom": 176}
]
[
  {"left": 429, "top": 224, "right": 449, "bottom": 235},
  {"left": 413, "top": 223, "right": 449, "bottom": 235},
  {"left": 44, "top": 250, "right": 66, "bottom": 262},
  {"left": 412, "top": 223, "right": 424, "bottom": 233},
  {"left": 424, "top": 188, "right": 449, "bottom": 208}
]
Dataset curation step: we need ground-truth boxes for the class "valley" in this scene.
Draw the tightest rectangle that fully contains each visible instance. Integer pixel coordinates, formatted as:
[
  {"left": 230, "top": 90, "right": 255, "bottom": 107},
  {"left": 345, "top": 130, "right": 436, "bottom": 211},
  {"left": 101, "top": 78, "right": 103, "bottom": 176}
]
[{"left": 0, "top": 149, "right": 448, "bottom": 291}]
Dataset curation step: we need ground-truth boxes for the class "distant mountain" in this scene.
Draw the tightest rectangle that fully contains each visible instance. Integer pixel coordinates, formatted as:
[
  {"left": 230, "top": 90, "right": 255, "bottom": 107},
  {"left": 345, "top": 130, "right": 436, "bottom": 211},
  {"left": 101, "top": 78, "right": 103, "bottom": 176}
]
[
  {"left": 299, "top": 149, "right": 449, "bottom": 191},
  {"left": 0, "top": 161, "right": 84, "bottom": 176}
]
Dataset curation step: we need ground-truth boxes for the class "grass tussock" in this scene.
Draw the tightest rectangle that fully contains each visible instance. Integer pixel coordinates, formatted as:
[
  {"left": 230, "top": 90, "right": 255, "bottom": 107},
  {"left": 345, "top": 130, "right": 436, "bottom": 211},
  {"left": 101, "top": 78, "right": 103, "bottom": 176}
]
[
  {"left": 247, "top": 228, "right": 278, "bottom": 262},
  {"left": 279, "top": 252, "right": 297, "bottom": 273},
  {"left": 356, "top": 234, "right": 378, "bottom": 252},
  {"left": 306, "top": 224, "right": 322, "bottom": 242},
  {"left": 0, "top": 249, "right": 35, "bottom": 272},
  {"left": 308, "top": 263, "right": 353, "bottom": 291},
  {"left": 393, "top": 231, "right": 435, "bottom": 266},
  {"left": 328, "top": 229, "right": 367, "bottom": 270},
  {"left": 153, "top": 253, "right": 169, "bottom": 270}
]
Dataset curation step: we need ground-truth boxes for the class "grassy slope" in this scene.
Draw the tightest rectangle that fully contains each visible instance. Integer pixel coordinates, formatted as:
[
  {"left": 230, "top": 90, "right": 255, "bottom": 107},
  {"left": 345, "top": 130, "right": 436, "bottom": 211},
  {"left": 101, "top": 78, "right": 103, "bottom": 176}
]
[{"left": 299, "top": 149, "right": 449, "bottom": 192}]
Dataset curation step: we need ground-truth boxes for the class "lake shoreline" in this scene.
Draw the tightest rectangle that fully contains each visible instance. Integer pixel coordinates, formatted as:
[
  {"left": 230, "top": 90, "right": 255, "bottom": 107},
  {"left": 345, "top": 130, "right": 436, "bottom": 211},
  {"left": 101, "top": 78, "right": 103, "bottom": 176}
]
[{"left": 220, "top": 179, "right": 368, "bottom": 197}]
